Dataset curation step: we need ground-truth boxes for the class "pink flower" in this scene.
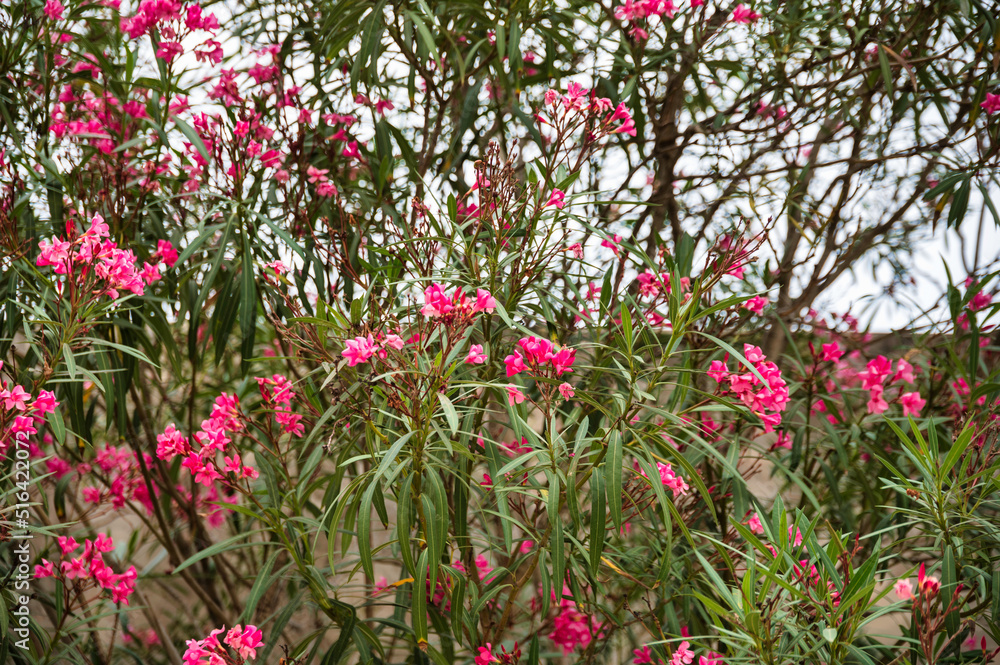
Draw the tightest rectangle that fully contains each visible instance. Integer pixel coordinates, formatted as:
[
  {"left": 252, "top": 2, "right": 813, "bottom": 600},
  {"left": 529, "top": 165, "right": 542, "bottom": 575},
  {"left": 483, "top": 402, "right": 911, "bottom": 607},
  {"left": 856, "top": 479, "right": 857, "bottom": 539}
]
[
  {"left": 140, "top": 262, "right": 161, "bottom": 285},
  {"left": 601, "top": 234, "right": 623, "bottom": 256},
  {"left": 743, "top": 295, "right": 768, "bottom": 314},
  {"left": 34, "top": 560, "right": 56, "bottom": 578},
  {"left": 502, "top": 437, "right": 532, "bottom": 458},
  {"left": 155, "top": 41, "right": 184, "bottom": 62},
  {"left": 559, "top": 382, "right": 575, "bottom": 399},
  {"left": 891, "top": 359, "right": 915, "bottom": 384},
  {"left": 894, "top": 579, "right": 914, "bottom": 601},
  {"left": 731, "top": 4, "right": 760, "bottom": 23},
  {"left": 551, "top": 347, "right": 577, "bottom": 375},
  {"left": 224, "top": 624, "right": 264, "bottom": 660},
  {"left": 565, "top": 243, "right": 584, "bottom": 259},
  {"left": 548, "top": 584, "right": 598, "bottom": 652},
  {"left": 546, "top": 189, "right": 566, "bottom": 209},
  {"left": 867, "top": 385, "right": 889, "bottom": 415},
  {"left": 342, "top": 141, "right": 362, "bottom": 159},
  {"left": 37, "top": 237, "right": 72, "bottom": 270},
  {"left": 44, "top": 0, "right": 65, "bottom": 20},
  {"left": 656, "top": 462, "right": 689, "bottom": 498},
  {"left": 917, "top": 563, "right": 940, "bottom": 595},
  {"left": 633, "top": 647, "right": 652, "bottom": 665},
  {"left": 2, "top": 385, "right": 30, "bottom": 411},
  {"left": 671, "top": 641, "right": 695, "bottom": 665},
  {"left": 307, "top": 165, "right": 329, "bottom": 183},
  {"left": 342, "top": 335, "right": 378, "bottom": 366},
  {"left": 900, "top": 392, "right": 925, "bottom": 417},
  {"left": 774, "top": 431, "right": 792, "bottom": 449},
  {"left": 981, "top": 93, "right": 1000, "bottom": 115},
  {"left": 466, "top": 344, "right": 487, "bottom": 364},
  {"left": 746, "top": 512, "right": 764, "bottom": 534},
  {"left": 699, "top": 653, "right": 724, "bottom": 665},
  {"left": 94, "top": 534, "right": 114, "bottom": 552},
  {"left": 507, "top": 385, "right": 527, "bottom": 405},
  {"left": 155, "top": 424, "right": 189, "bottom": 460},
  {"left": 153, "top": 240, "right": 179, "bottom": 266},
  {"left": 62, "top": 557, "right": 88, "bottom": 579},
  {"left": 421, "top": 283, "right": 453, "bottom": 318},
  {"left": 707, "top": 360, "right": 728, "bottom": 382},
  {"left": 969, "top": 291, "right": 992, "bottom": 311},
  {"left": 474, "top": 288, "right": 497, "bottom": 313},
  {"left": 504, "top": 351, "right": 527, "bottom": 377},
  {"left": 58, "top": 536, "right": 80, "bottom": 555},
  {"left": 821, "top": 342, "right": 843, "bottom": 362},
  {"left": 316, "top": 181, "right": 338, "bottom": 197},
  {"left": 476, "top": 645, "right": 498, "bottom": 665}
]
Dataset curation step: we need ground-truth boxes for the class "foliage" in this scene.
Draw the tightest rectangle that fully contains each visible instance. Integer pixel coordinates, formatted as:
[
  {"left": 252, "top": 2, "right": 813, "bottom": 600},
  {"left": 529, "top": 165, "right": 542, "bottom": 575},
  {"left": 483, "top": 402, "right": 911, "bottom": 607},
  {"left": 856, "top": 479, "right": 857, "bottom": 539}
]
[{"left": 1, "top": 1, "right": 999, "bottom": 665}]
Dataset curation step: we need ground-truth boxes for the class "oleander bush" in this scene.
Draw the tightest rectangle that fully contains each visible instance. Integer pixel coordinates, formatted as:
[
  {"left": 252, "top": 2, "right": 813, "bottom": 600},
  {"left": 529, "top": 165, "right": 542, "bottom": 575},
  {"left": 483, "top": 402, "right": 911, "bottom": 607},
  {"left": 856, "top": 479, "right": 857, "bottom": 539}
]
[{"left": 1, "top": 0, "right": 1000, "bottom": 664}]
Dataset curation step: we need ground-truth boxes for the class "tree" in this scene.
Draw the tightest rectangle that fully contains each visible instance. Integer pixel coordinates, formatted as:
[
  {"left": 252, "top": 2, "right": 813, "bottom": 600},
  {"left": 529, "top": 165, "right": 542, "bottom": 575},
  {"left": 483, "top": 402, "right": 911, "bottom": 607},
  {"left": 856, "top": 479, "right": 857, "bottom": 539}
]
[{"left": 1, "top": 0, "right": 999, "bottom": 664}]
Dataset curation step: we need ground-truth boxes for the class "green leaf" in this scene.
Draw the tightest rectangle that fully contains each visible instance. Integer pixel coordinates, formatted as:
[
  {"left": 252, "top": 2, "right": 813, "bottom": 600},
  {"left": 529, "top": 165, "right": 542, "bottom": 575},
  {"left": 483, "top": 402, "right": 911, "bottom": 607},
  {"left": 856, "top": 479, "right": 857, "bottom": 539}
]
[
  {"left": 357, "top": 482, "right": 378, "bottom": 582},
  {"left": 589, "top": 470, "right": 606, "bottom": 576},
  {"left": 413, "top": 549, "right": 429, "bottom": 644},
  {"left": 174, "top": 117, "right": 211, "bottom": 164},
  {"left": 620, "top": 303, "right": 633, "bottom": 354},
  {"left": 437, "top": 392, "right": 459, "bottom": 434},
  {"left": 877, "top": 45, "right": 894, "bottom": 97},
  {"left": 547, "top": 471, "right": 564, "bottom": 590},
  {"left": 172, "top": 530, "right": 268, "bottom": 574},
  {"left": 241, "top": 550, "right": 285, "bottom": 622},
  {"left": 240, "top": 235, "right": 258, "bottom": 371},
  {"left": 605, "top": 431, "right": 623, "bottom": 530}
]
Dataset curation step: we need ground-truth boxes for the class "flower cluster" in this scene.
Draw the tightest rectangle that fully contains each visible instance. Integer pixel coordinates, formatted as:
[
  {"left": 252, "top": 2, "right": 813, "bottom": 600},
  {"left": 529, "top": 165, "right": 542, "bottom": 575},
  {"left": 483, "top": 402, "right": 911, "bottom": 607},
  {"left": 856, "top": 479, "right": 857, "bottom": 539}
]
[
  {"left": 256, "top": 374, "right": 304, "bottom": 437},
  {"left": 548, "top": 585, "right": 599, "bottom": 653},
  {"left": 77, "top": 444, "right": 157, "bottom": 513},
  {"left": 183, "top": 624, "right": 264, "bottom": 664},
  {"left": 156, "top": 393, "right": 259, "bottom": 488},
  {"left": 121, "top": 0, "right": 221, "bottom": 64},
  {"left": 421, "top": 284, "right": 497, "bottom": 320},
  {"left": 633, "top": 641, "right": 720, "bottom": 665},
  {"left": 848, "top": 354, "right": 924, "bottom": 416},
  {"left": 35, "top": 534, "right": 138, "bottom": 605},
  {"left": 637, "top": 459, "right": 690, "bottom": 499},
  {"left": 504, "top": 336, "right": 576, "bottom": 378},
  {"left": 614, "top": 0, "right": 678, "bottom": 40},
  {"left": 341, "top": 286, "right": 497, "bottom": 367},
  {"left": 894, "top": 563, "right": 940, "bottom": 601},
  {"left": 538, "top": 83, "right": 637, "bottom": 138},
  {"left": 708, "top": 344, "right": 788, "bottom": 432},
  {"left": 37, "top": 214, "right": 176, "bottom": 301},
  {"left": 0, "top": 365, "right": 59, "bottom": 453},
  {"left": 475, "top": 642, "right": 521, "bottom": 665}
]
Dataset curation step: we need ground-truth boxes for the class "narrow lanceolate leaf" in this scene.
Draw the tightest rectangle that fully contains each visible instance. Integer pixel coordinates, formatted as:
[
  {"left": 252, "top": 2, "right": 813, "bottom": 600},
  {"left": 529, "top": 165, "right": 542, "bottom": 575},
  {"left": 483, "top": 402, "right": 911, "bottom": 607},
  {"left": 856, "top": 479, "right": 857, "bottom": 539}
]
[
  {"left": 620, "top": 303, "right": 633, "bottom": 354},
  {"left": 605, "top": 431, "right": 623, "bottom": 530},
  {"left": 241, "top": 549, "right": 285, "bottom": 622},
  {"left": 240, "top": 234, "right": 257, "bottom": 372},
  {"left": 357, "top": 482, "right": 378, "bottom": 583},
  {"left": 589, "top": 470, "right": 606, "bottom": 576},
  {"left": 172, "top": 530, "right": 269, "bottom": 573},
  {"left": 437, "top": 391, "right": 459, "bottom": 434},
  {"left": 396, "top": 473, "right": 417, "bottom": 576},
  {"left": 413, "top": 549, "right": 429, "bottom": 645},
  {"left": 450, "top": 574, "right": 466, "bottom": 646},
  {"left": 547, "top": 471, "right": 563, "bottom": 589}
]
